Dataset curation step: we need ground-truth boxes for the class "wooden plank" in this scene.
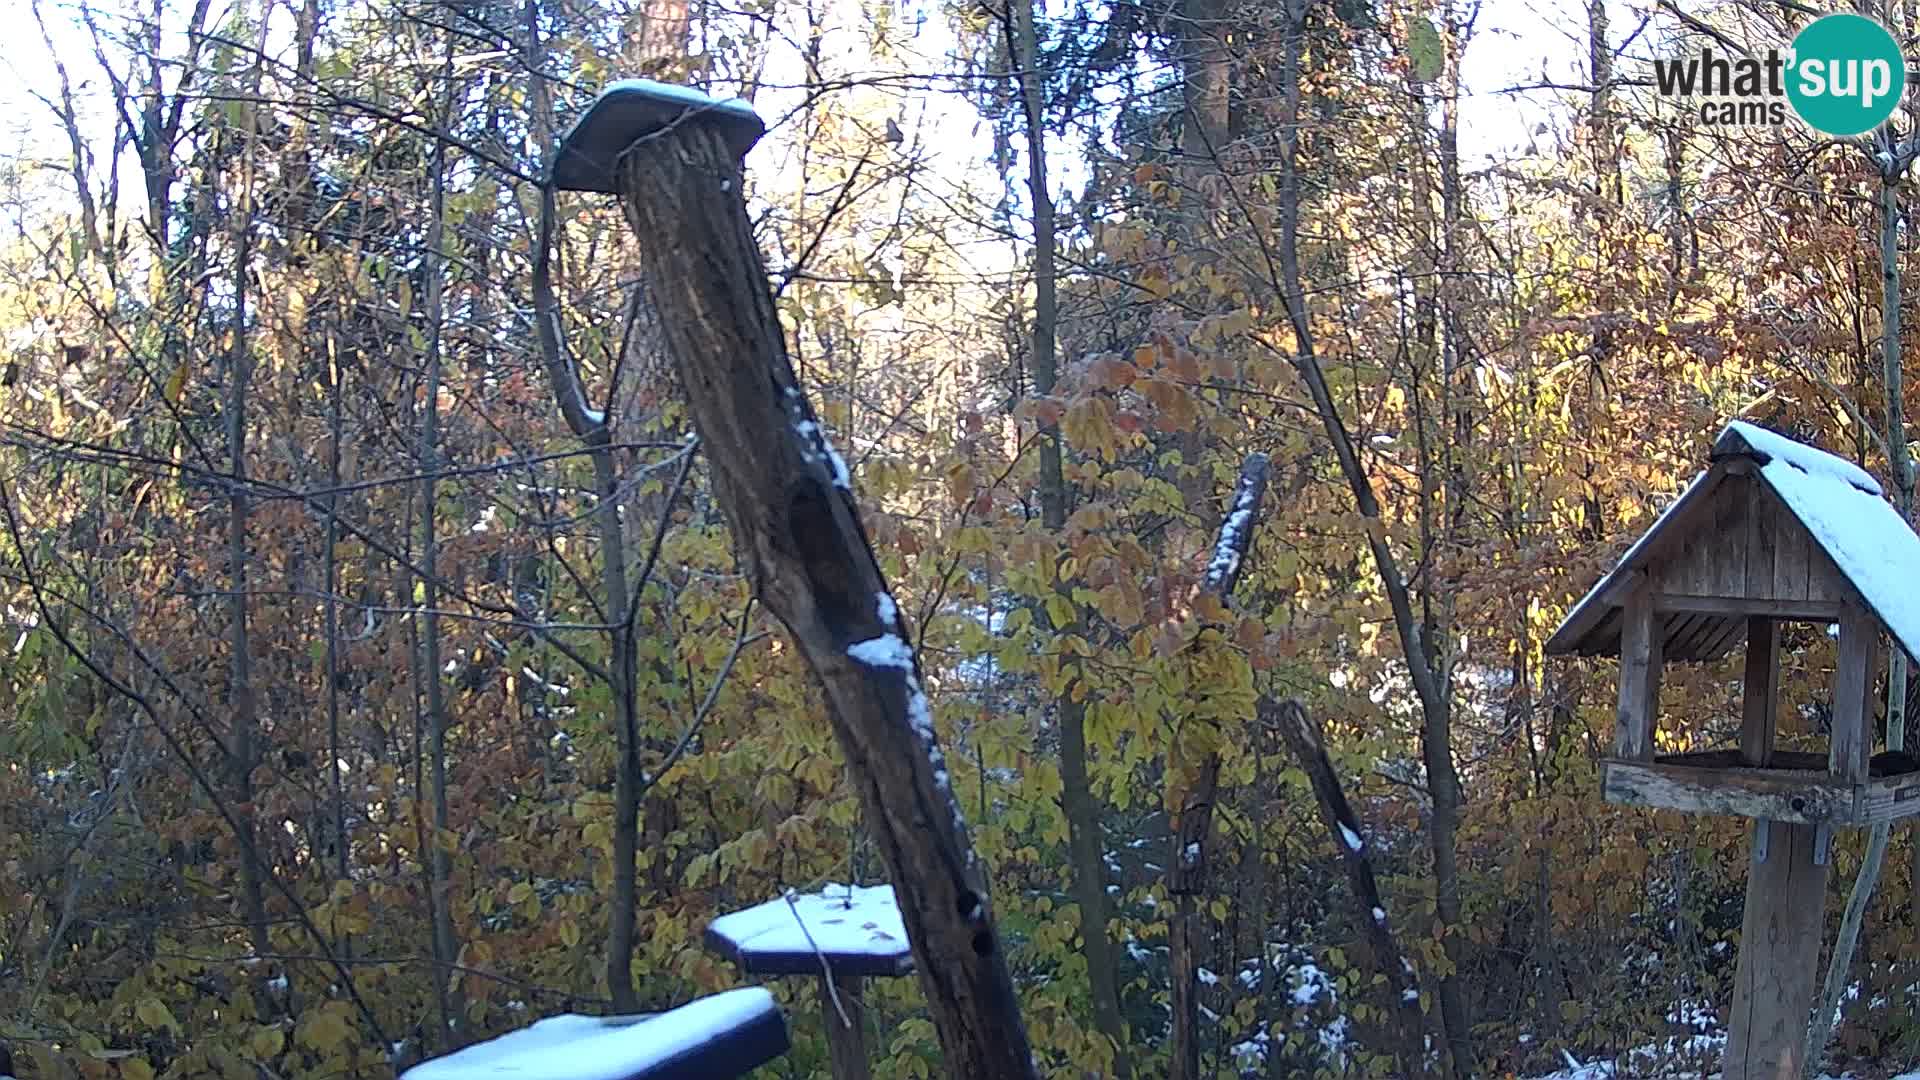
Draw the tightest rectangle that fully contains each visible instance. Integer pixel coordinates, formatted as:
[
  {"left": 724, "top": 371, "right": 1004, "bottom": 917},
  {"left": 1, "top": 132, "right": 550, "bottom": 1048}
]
[
  {"left": 1660, "top": 612, "right": 1696, "bottom": 658},
  {"left": 1712, "top": 478, "right": 1749, "bottom": 597},
  {"left": 1697, "top": 615, "right": 1749, "bottom": 661},
  {"left": 1742, "top": 618, "right": 1779, "bottom": 767},
  {"left": 1858, "top": 772, "right": 1920, "bottom": 824},
  {"left": 1602, "top": 759, "right": 1846, "bottom": 824},
  {"left": 1769, "top": 492, "right": 1811, "bottom": 601},
  {"left": 1616, "top": 580, "right": 1661, "bottom": 761},
  {"left": 1745, "top": 475, "right": 1776, "bottom": 600},
  {"left": 1831, "top": 602, "right": 1874, "bottom": 785},
  {"left": 1652, "top": 594, "right": 1842, "bottom": 620},
  {"left": 1806, "top": 543, "right": 1846, "bottom": 604},
  {"left": 1725, "top": 820, "right": 1831, "bottom": 1080}
]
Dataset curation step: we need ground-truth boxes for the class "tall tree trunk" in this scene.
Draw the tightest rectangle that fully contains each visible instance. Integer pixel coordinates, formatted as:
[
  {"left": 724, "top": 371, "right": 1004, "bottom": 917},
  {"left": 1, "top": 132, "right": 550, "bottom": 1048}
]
[
  {"left": 417, "top": 36, "right": 466, "bottom": 1042},
  {"left": 1269, "top": 698, "right": 1432, "bottom": 1077},
  {"left": 1006, "top": 0, "right": 1128, "bottom": 1066},
  {"left": 224, "top": 9, "right": 273, "bottom": 980},
  {"left": 1809, "top": 132, "right": 1913, "bottom": 1072},
  {"left": 612, "top": 107, "right": 1039, "bottom": 1078},
  {"left": 1170, "top": 456, "right": 1270, "bottom": 1080},
  {"left": 1274, "top": 1, "right": 1472, "bottom": 1073},
  {"left": 523, "top": 0, "right": 644, "bottom": 1010}
]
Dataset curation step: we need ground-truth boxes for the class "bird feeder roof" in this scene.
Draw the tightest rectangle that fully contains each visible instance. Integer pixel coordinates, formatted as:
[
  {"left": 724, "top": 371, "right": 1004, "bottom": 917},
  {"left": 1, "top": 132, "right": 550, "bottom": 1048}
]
[
  {"left": 1547, "top": 420, "right": 1920, "bottom": 665},
  {"left": 549, "top": 79, "right": 765, "bottom": 193},
  {"left": 400, "top": 988, "right": 787, "bottom": 1080},
  {"left": 706, "top": 884, "right": 913, "bottom": 978}
]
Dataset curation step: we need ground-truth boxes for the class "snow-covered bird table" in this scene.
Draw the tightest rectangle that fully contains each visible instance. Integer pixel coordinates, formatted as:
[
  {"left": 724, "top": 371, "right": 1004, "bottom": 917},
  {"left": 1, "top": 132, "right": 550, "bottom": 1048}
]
[
  {"left": 1544, "top": 419, "right": 1920, "bottom": 1080},
  {"left": 399, "top": 988, "right": 788, "bottom": 1080},
  {"left": 706, "top": 884, "right": 912, "bottom": 1080}
]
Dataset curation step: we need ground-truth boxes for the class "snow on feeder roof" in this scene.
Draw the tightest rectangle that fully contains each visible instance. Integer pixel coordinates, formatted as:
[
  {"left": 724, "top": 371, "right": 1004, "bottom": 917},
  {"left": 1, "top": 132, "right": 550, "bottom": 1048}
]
[
  {"left": 1547, "top": 419, "right": 1920, "bottom": 665},
  {"left": 549, "top": 79, "right": 765, "bottom": 194},
  {"left": 706, "top": 884, "right": 913, "bottom": 978},
  {"left": 400, "top": 988, "right": 787, "bottom": 1080}
]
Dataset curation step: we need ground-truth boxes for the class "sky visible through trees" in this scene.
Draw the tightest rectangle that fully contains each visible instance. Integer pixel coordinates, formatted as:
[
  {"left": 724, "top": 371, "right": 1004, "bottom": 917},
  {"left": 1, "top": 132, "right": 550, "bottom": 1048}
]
[{"left": 9, "top": 0, "right": 1920, "bottom": 1077}]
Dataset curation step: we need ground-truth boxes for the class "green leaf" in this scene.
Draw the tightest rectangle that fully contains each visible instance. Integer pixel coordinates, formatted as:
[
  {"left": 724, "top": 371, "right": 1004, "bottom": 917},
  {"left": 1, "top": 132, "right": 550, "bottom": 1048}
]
[{"left": 1408, "top": 17, "right": 1444, "bottom": 82}]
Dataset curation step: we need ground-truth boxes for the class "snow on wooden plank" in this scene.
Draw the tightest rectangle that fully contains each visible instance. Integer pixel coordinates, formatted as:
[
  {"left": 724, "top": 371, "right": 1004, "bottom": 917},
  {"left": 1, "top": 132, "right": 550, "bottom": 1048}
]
[
  {"left": 401, "top": 988, "right": 786, "bottom": 1080},
  {"left": 706, "top": 884, "right": 913, "bottom": 978}
]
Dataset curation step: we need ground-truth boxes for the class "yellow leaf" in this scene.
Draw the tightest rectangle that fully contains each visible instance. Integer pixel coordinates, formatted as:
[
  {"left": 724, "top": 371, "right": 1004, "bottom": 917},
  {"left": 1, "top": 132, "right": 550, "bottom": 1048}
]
[
  {"left": 163, "top": 363, "right": 187, "bottom": 404},
  {"left": 1045, "top": 594, "right": 1075, "bottom": 631},
  {"left": 135, "top": 997, "right": 178, "bottom": 1033},
  {"left": 560, "top": 919, "right": 581, "bottom": 947},
  {"left": 250, "top": 1025, "right": 285, "bottom": 1059},
  {"left": 119, "top": 1058, "right": 156, "bottom": 1080},
  {"left": 508, "top": 882, "right": 533, "bottom": 904}
]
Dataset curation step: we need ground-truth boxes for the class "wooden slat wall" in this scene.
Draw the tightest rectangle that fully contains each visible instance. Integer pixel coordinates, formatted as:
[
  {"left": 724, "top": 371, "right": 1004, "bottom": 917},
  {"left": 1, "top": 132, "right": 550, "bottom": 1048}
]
[{"left": 1651, "top": 479, "right": 1846, "bottom": 606}]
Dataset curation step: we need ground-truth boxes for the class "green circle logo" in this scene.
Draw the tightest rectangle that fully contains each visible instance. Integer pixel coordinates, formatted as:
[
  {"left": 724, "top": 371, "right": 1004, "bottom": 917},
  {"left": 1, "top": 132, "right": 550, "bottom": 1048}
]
[{"left": 1786, "top": 14, "right": 1905, "bottom": 136}]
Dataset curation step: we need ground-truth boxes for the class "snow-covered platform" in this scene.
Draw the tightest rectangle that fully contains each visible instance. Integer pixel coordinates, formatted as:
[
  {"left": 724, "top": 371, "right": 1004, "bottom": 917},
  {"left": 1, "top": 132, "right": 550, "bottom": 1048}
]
[
  {"left": 400, "top": 987, "right": 787, "bottom": 1080},
  {"left": 549, "top": 79, "right": 765, "bottom": 193},
  {"left": 706, "top": 884, "right": 913, "bottom": 977}
]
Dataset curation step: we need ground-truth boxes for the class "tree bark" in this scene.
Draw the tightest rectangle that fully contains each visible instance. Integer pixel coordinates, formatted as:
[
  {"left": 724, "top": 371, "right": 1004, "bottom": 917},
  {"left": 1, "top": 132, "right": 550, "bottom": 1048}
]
[
  {"left": 1808, "top": 130, "right": 1914, "bottom": 1074},
  {"left": 417, "top": 37, "right": 466, "bottom": 1039},
  {"left": 1170, "top": 453, "right": 1269, "bottom": 1080},
  {"left": 1005, "top": 0, "right": 1128, "bottom": 1065},
  {"left": 522, "top": 0, "right": 644, "bottom": 1010},
  {"left": 613, "top": 118, "right": 1038, "bottom": 1079},
  {"left": 1267, "top": 697, "right": 1431, "bottom": 1078},
  {"left": 1274, "top": 1, "right": 1472, "bottom": 1072}
]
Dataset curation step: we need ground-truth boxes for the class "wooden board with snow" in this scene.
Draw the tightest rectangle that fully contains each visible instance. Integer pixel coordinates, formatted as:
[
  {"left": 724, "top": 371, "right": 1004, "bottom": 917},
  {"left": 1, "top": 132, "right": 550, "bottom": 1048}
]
[
  {"left": 706, "top": 884, "right": 913, "bottom": 977},
  {"left": 400, "top": 988, "right": 787, "bottom": 1080},
  {"left": 549, "top": 80, "right": 765, "bottom": 194}
]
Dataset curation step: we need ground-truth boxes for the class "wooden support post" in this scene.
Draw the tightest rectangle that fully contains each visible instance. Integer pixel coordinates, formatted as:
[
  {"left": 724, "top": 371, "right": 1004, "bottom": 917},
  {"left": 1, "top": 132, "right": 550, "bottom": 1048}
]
[
  {"left": 1831, "top": 602, "right": 1874, "bottom": 785},
  {"left": 1741, "top": 617, "right": 1778, "bottom": 767},
  {"left": 1725, "top": 819, "right": 1830, "bottom": 1079},
  {"left": 609, "top": 105, "right": 1038, "bottom": 1078},
  {"left": 1616, "top": 580, "right": 1662, "bottom": 760},
  {"left": 819, "top": 976, "right": 870, "bottom": 1080}
]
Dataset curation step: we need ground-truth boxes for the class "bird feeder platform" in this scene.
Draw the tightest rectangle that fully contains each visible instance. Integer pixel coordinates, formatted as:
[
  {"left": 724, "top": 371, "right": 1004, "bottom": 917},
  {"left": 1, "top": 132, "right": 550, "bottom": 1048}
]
[
  {"left": 706, "top": 885, "right": 911, "bottom": 1080},
  {"left": 1547, "top": 420, "right": 1920, "bottom": 826},
  {"left": 549, "top": 79, "right": 764, "bottom": 193},
  {"left": 399, "top": 988, "right": 788, "bottom": 1080},
  {"left": 1544, "top": 419, "right": 1920, "bottom": 1080}
]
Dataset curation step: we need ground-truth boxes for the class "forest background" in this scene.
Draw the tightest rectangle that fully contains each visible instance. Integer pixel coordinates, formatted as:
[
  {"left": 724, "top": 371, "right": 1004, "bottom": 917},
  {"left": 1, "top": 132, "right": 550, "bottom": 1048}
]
[{"left": 1, "top": 0, "right": 1916, "bottom": 1075}]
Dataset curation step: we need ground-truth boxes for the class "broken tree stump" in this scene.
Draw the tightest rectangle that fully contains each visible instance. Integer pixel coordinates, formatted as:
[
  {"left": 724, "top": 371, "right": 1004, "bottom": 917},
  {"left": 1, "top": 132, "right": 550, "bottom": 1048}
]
[{"left": 554, "top": 81, "right": 1038, "bottom": 1080}]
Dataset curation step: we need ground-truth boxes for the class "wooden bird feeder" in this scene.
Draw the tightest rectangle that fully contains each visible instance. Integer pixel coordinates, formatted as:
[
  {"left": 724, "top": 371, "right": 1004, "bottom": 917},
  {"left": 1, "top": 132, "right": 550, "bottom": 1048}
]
[
  {"left": 1546, "top": 419, "right": 1920, "bottom": 1079},
  {"left": 706, "top": 885, "right": 912, "bottom": 1080}
]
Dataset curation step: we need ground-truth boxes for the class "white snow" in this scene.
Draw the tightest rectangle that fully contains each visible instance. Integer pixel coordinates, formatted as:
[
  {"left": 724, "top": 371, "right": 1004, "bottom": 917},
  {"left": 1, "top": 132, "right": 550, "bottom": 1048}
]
[
  {"left": 1338, "top": 823, "right": 1364, "bottom": 853},
  {"left": 847, "top": 634, "right": 912, "bottom": 671},
  {"left": 1197, "top": 967, "right": 1219, "bottom": 986},
  {"left": 707, "top": 884, "right": 909, "bottom": 961},
  {"left": 401, "top": 988, "right": 776, "bottom": 1080},
  {"left": 1206, "top": 504, "right": 1254, "bottom": 585},
  {"left": 1371, "top": 906, "right": 1387, "bottom": 923},
  {"left": 581, "top": 407, "right": 605, "bottom": 427},
  {"left": 1750, "top": 432, "right": 1920, "bottom": 663},
  {"left": 1183, "top": 841, "right": 1201, "bottom": 863},
  {"left": 845, "top": 630, "right": 967, "bottom": 833},
  {"left": 875, "top": 592, "right": 897, "bottom": 627},
  {"left": 1723, "top": 419, "right": 1881, "bottom": 494},
  {"left": 793, "top": 419, "right": 853, "bottom": 491},
  {"left": 592, "top": 79, "right": 760, "bottom": 124}
]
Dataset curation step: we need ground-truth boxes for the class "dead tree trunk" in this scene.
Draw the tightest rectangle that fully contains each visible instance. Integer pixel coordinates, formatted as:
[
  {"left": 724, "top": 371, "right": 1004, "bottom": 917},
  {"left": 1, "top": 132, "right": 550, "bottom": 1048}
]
[
  {"left": 1267, "top": 697, "right": 1431, "bottom": 1077},
  {"left": 1169, "top": 453, "right": 1269, "bottom": 1080},
  {"left": 611, "top": 115, "right": 1038, "bottom": 1079}
]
